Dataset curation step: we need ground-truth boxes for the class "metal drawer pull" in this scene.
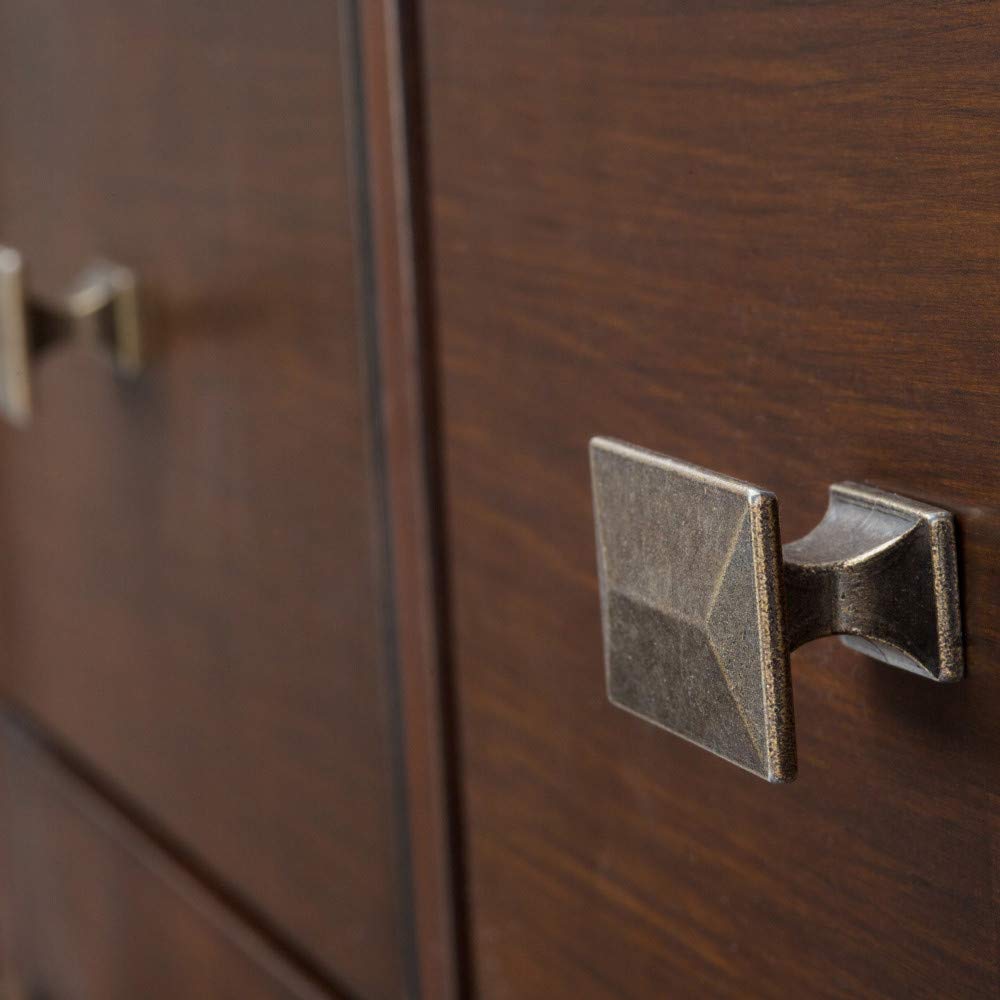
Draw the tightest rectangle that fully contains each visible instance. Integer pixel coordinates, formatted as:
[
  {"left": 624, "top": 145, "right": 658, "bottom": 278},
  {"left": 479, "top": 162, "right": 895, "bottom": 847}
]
[
  {"left": 589, "top": 437, "right": 963, "bottom": 783},
  {"left": 0, "top": 246, "right": 142, "bottom": 426}
]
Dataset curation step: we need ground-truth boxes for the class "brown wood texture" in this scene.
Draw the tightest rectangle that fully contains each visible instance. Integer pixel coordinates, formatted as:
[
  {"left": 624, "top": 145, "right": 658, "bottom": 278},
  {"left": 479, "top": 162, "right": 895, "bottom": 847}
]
[
  {"left": 1, "top": 719, "right": 338, "bottom": 1000},
  {"left": 420, "top": 2, "right": 1000, "bottom": 997},
  {"left": 0, "top": 4, "right": 413, "bottom": 997},
  {"left": 360, "top": 2, "right": 463, "bottom": 997}
]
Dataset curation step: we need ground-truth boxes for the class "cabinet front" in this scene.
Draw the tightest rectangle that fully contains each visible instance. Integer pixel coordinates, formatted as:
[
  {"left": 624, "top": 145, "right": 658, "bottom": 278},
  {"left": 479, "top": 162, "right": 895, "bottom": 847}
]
[
  {"left": 420, "top": 2, "right": 1000, "bottom": 996},
  {"left": 0, "top": 4, "right": 412, "bottom": 998}
]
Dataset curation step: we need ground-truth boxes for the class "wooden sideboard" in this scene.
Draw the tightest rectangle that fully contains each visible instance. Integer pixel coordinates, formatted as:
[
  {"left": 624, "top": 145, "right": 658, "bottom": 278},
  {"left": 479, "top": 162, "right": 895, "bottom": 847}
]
[{"left": 1, "top": 3, "right": 997, "bottom": 998}]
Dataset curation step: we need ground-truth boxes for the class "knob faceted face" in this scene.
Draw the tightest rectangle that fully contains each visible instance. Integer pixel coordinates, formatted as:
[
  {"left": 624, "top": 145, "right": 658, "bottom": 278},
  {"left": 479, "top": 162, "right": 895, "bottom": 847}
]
[{"left": 590, "top": 439, "right": 796, "bottom": 782}]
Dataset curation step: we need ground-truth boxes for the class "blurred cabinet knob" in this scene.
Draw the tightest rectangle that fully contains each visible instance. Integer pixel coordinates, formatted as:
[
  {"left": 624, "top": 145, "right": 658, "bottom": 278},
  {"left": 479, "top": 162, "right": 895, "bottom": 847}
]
[{"left": 0, "top": 246, "right": 142, "bottom": 426}]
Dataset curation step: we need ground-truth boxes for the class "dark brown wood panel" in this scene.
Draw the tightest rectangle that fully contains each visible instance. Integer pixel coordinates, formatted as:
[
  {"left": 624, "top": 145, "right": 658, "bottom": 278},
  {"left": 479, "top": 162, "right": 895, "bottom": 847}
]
[
  {"left": 0, "top": 4, "right": 411, "bottom": 997},
  {"left": 2, "top": 720, "right": 337, "bottom": 1000},
  {"left": 421, "top": 2, "right": 1000, "bottom": 996}
]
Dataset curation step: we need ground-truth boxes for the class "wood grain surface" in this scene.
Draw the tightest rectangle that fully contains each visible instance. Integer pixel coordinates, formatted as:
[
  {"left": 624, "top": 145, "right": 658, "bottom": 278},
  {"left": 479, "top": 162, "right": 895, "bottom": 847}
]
[
  {"left": 0, "top": 4, "right": 412, "bottom": 997},
  {"left": 2, "top": 719, "right": 339, "bottom": 1000},
  {"left": 420, "top": 2, "right": 1000, "bottom": 996}
]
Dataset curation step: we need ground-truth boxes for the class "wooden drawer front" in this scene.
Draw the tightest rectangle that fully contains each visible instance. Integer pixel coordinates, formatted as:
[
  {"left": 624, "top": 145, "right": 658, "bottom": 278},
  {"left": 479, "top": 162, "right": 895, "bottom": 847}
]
[
  {"left": 2, "top": 720, "right": 336, "bottom": 1000},
  {"left": 0, "top": 4, "right": 410, "bottom": 996},
  {"left": 421, "top": 1, "right": 1000, "bottom": 997}
]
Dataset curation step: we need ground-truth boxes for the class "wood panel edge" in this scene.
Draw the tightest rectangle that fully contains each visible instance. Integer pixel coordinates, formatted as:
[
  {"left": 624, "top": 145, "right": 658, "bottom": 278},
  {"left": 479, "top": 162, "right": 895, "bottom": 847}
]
[{"left": 357, "top": 3, "right": 464, "bottom": 998}]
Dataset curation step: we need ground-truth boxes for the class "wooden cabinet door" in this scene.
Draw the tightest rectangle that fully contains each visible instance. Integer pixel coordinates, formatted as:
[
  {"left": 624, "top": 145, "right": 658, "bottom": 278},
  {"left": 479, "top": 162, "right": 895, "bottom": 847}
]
[
  {"left": 2, "top": 721, "right": 335, "bottom": 1000},
  {"left": 0, "top": 4, "right": 412, "bottom": 997},
  {"left": 420, "top": 2, "right": 1000, "bottom": 997}
]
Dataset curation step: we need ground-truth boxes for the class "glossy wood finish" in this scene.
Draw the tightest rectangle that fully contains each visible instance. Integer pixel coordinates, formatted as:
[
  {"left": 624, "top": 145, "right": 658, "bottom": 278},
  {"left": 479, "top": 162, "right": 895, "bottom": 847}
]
[
  {"left": 0, "top": 4, "right": 411, "bottom": 996},
  {"left": 2, "top": 721, "right": 337, "bottom": 1000},
  {"left": 421, "top": 2, "right": 1000, "bottom": 996}
]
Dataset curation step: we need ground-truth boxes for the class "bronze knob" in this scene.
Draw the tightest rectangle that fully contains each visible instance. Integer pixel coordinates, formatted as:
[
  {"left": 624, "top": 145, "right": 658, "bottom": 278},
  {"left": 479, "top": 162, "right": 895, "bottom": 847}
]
[{"left": 590, "top": 437, "right": 963, "bottom": 783}]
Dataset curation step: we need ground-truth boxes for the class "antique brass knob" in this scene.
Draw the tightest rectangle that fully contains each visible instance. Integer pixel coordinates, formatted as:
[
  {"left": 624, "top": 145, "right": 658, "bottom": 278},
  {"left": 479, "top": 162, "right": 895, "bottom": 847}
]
[
  {"left": 0, "top": 246, "right": 142, "bottom": 426},
  {"left": 589, "top": 437, "right": 963, "bottom": 783}
]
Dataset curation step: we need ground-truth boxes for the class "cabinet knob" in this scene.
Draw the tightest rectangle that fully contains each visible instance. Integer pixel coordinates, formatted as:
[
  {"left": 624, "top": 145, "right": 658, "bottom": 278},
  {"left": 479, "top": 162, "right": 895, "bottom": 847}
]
[
  {"left": 0, "top": 246, "right": 143, "bottom": 426},
  {"left": 589, "top": 437, "right": 963, "bottom": 783}
]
